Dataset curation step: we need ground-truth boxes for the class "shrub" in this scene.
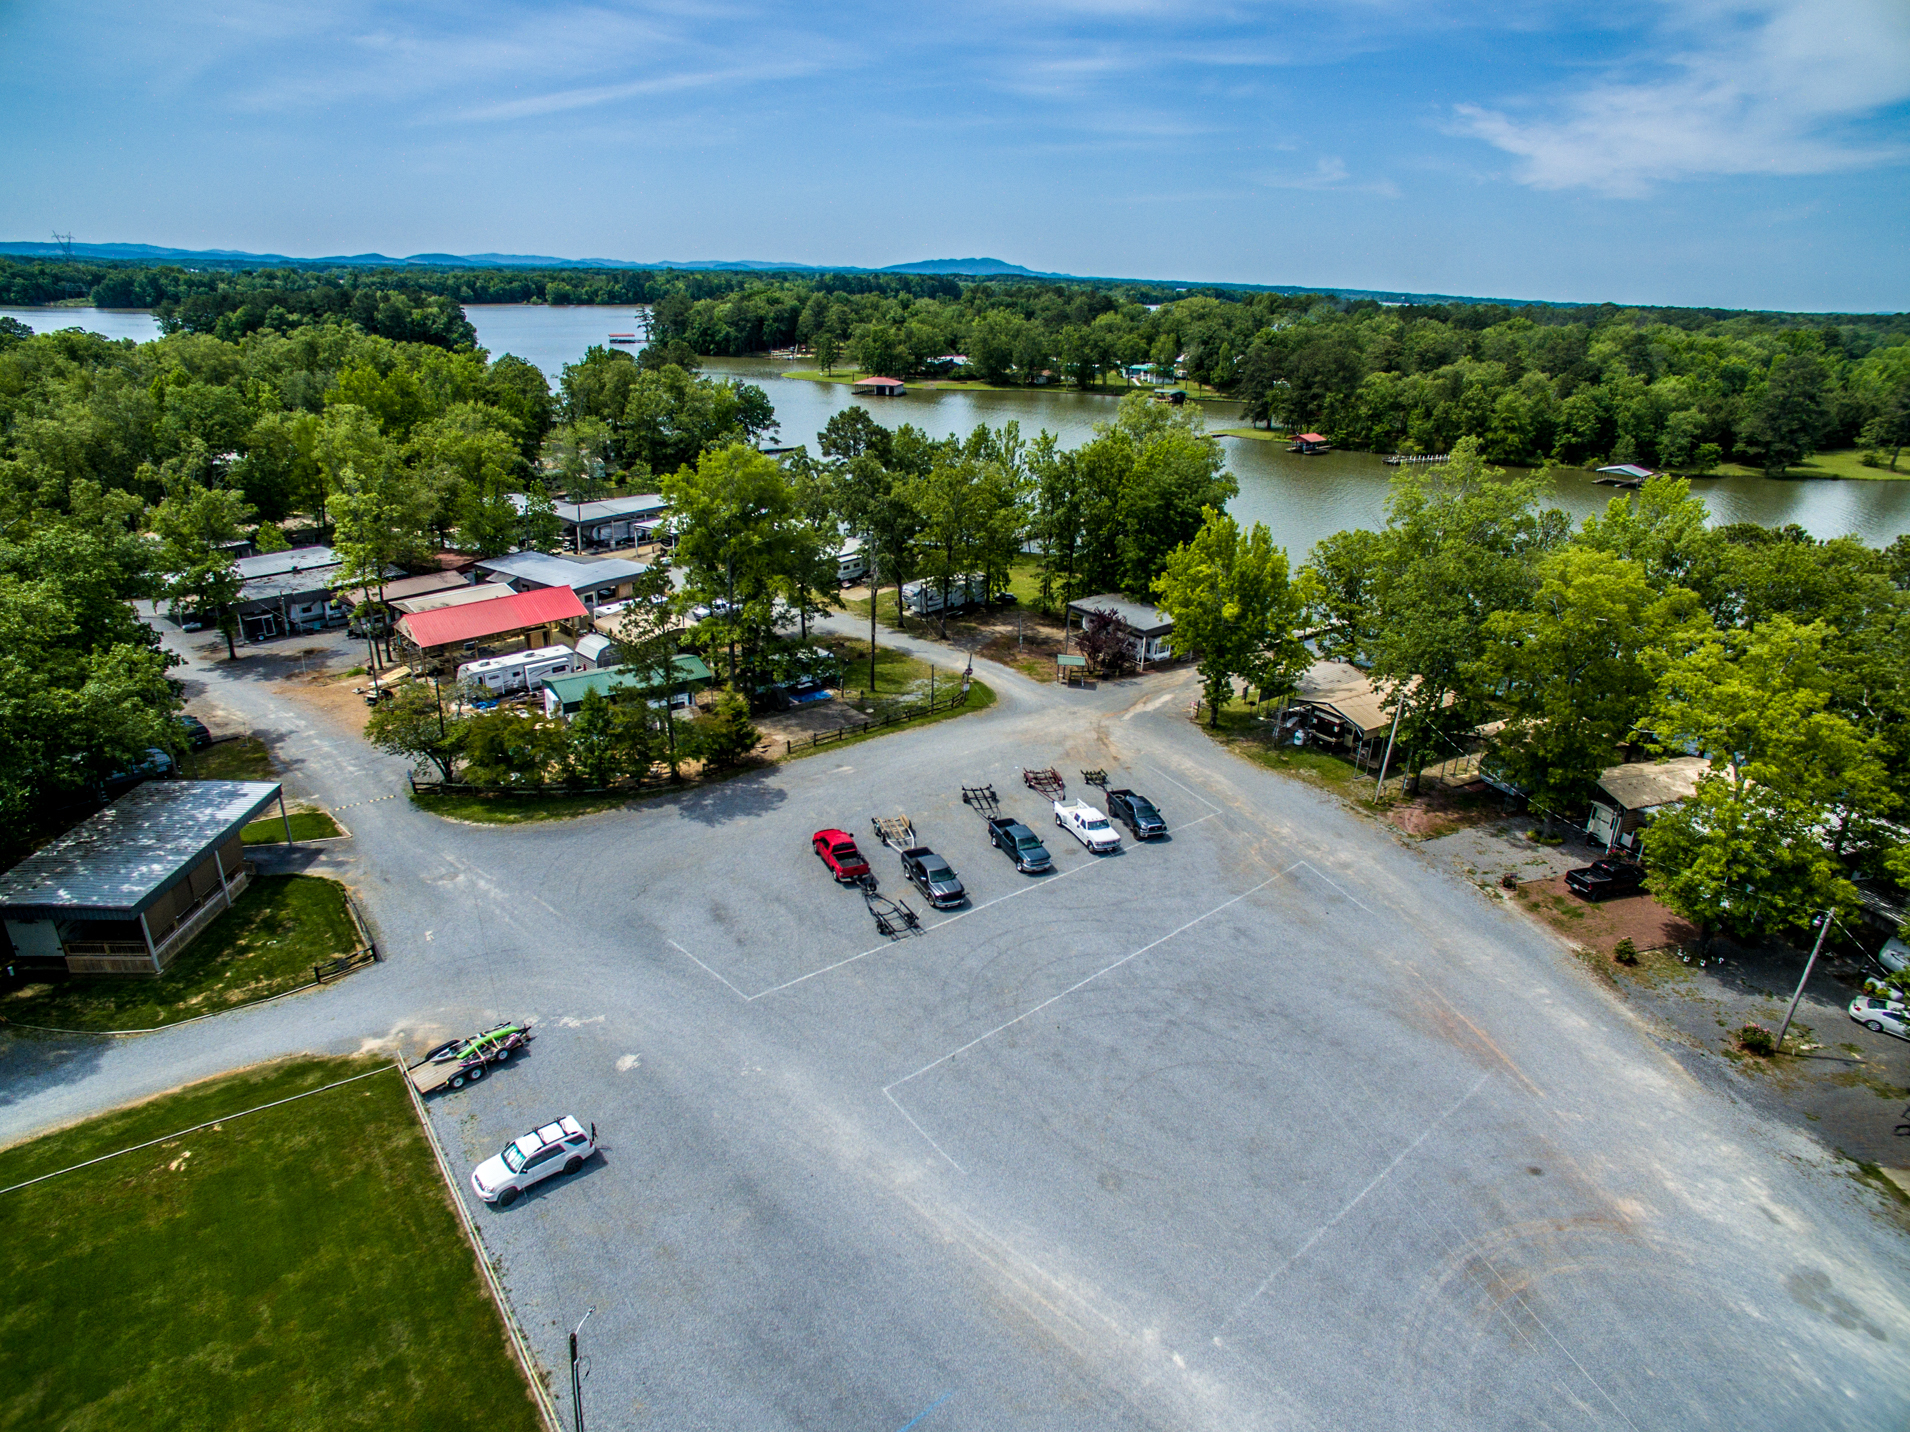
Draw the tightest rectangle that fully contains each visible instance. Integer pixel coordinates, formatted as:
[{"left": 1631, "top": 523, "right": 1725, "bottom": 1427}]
[
  {"left": 1613, "top": 938, "right": 1639, "bottom": 965},
  {"left": 1860, "top": 450, "right": 1885, "bottom": 469},
  {"left": 1737, "top": 1023, "right": 1776, "bottom": 1056}
]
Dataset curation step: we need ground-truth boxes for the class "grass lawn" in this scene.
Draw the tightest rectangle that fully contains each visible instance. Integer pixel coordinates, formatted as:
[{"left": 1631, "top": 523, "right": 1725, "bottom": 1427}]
[
  {"left": 183, "top": 735, "right": 278, "bottom": 782},
  {"left": 1712, "top": 448, "right": 1907, "bottom": 482},
  {"left": 779, "top": 678, "right": 996, "bottom": 762},
  {"left": 0, "top": 1058, "right": 541, "bottom": 1432},
  {"left": 411, "top": 789, "right": 634, "bottom": 825},
  {"left": 1, "top": 875, "right": 361, "bottom": 1032},
  {"left": 1200, "top": 700, "right": 1391, "bottom": 802},
  {"left": 242, "top": 809, "right": 345, "bottom": 843},
  {"left": 1214, "top": 426, "right": 1283, "bottom": 441}
]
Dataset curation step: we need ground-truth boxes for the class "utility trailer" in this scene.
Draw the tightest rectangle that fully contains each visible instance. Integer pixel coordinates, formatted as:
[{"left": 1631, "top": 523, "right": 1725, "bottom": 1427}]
[
  {"left": 961, "top": 783, "right": 1002, "bottom": 817},
  {"left": 1022, "top": 767, "right": 1066, "bottom": 800},
  {"left": 407, "top": 1022, "right": 533, "bottom": 1095},
  {"left": 871, "top": 814, "right": 917, "bottom": 852},
  {"left": 864, "top": 887, "right": 922, "bottom": 938},
  {"left": 1079, "top": 768, "right": 1108, "bottom": 788}
]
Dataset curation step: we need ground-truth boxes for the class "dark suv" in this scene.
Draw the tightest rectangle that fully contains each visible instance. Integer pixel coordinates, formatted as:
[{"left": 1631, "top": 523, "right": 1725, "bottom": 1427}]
[
  {"left": 1106, "top": 788, "right": 1167, "bottom": 839},
  {"left": 900, "top": 848, "right": 966, "bottom": 908},
  {"left": 1565, "top": 858, "right": 1645, "bottom": 900}
]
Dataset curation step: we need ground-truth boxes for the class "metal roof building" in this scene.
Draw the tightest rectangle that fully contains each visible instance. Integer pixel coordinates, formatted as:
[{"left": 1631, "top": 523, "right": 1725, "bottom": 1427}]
[
  {"left": 540, "top": 655, "right": 713, "bottom": 718},
  {"left": 1065, "top": 593, "right": 1175, "bottom": 666},
  {"left": 472, "top": 551, "right": 649, "bottom": 608},
  {"left": 0, "top": 780, "right": 290, "bottom": 976},
  {"left": 395, "top": 585, "right": 588, "bottom": 660}
]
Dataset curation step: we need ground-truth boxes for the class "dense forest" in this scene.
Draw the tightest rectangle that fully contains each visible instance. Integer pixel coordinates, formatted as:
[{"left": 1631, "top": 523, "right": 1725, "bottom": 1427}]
[{"left": 6, "top": 256, "right": 1907, "bottom": 473}]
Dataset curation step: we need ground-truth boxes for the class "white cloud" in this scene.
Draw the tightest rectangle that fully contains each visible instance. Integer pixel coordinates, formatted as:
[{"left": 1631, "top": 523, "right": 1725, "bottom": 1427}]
[{"left": 1454, "top": 0, "right": 1910, "bottom": 195}]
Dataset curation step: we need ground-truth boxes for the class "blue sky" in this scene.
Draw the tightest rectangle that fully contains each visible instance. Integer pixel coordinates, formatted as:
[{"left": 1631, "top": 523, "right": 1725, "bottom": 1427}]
[{"left": 3, "top": 1, "right": 1906, "bottom": 310}]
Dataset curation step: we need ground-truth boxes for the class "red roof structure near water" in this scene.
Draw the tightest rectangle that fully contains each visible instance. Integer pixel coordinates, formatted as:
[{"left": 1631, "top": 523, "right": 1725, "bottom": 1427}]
[
  {"left": 396, "top": 584, "right": 586, "bottom": 650},
  {"left": 1297, "top": 433, "right": 1328, "bottom": 443}
]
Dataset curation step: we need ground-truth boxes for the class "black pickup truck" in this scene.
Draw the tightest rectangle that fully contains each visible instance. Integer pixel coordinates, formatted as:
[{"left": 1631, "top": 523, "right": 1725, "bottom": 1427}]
[
  {"left": 985, "top": 816, "right": 1053, "bottom": 873},
  {"left": 1105, "top": 789, "right": 1168, "bottom": 839},
  {"left": 900, "top": 847, "right": 967, "bottom": 907},
  {"left": 1565, "top": 858, "right": 1645, "bottom": 900}
]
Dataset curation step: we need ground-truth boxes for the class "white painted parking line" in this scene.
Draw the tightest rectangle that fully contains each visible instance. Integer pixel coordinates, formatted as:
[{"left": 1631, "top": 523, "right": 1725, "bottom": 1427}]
[
  {"left": 667, "top": 939, "right": 751, "bottom": 1000},
  {"left": 884, "top": 864, "right": 1299, "bottom": 1169},
  {"left": 1214, "top": 1069, "right": 1492, "bottom": 1335}
]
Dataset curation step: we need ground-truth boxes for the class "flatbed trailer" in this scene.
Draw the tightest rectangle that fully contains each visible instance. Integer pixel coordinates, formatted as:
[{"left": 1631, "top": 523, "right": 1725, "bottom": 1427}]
[
  {"left": 407, "top": 1022, "right": 533, "bottom": 1095},
  {"left": 871, "top": 814, "right": 916, "bottom": 852},
  {"left": 864, "top": 888, "right": 922, "bottom": 938}
]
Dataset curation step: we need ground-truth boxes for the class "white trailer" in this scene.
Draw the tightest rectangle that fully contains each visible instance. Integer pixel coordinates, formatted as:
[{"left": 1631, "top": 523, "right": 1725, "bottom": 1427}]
[
  {"left": 836, "top": 540, "right": 868, "bottom": 584},
  {"left": 901, "top": 573, "right": 987, "bottom": 617},
  {"left": 456, "top": 644, "right": 577, "bottom": 695}
]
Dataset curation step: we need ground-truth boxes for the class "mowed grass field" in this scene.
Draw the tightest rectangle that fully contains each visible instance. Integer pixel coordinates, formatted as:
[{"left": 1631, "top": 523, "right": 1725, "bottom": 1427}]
[
  {"left": 0, "top": 1058, "right": 542, "bottom": 1432},
  {"left": 1, "top": 875, "right": 361, "bottom": 1032}
]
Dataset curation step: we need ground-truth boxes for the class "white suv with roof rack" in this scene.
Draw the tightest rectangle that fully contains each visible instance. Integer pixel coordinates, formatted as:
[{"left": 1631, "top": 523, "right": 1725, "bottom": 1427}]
[{"left": 471, "top": 1115, "right": 597, "bottom": 1206}]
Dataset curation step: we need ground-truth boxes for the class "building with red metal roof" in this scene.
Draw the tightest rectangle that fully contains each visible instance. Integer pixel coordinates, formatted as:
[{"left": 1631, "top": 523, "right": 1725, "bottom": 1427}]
[{"left": 395, "top": 585, "right": 587, "bottom": 662}]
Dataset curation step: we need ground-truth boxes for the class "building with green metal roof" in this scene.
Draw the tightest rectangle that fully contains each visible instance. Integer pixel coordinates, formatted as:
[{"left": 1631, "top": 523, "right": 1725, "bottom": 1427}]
[{"left": 540, "top": 656, "right": 713, "bottom": 719}]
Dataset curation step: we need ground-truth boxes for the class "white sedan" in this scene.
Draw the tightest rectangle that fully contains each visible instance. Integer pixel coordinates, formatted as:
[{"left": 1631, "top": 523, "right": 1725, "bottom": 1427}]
[
  {"left": 471, "top": 1115, "right": 597, "bottom": 1206},
  {"left": 1054, "top": 799, "right": 1121, "bottom": 853},
  {"left": 1849, "top": 997, "right": 1910, "bottom": 1042}
]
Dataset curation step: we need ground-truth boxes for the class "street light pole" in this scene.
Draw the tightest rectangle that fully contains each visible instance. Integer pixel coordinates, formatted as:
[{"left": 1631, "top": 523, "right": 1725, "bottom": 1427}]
[
  {"left": 1775, "top": 912, "right": 1833, "bottom": 1053},
  {"left": 569, "top": 1307, "right": 594, "bottom": 1432}
]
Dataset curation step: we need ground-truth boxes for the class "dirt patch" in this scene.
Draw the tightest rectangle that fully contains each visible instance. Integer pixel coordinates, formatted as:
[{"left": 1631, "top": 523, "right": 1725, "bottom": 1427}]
[
  {"left": 1512, "top": 874, "right": 1700, "bottom": 956},
  {"left": 1380, "top": 780, "right": 1505, "bottom": 840},
  {"left": 275, "top": 671, "right": 380, "bottom": 736}
]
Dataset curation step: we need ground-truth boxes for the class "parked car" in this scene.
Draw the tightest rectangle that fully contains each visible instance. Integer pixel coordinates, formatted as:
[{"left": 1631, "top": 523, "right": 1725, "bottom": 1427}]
[
  {"left": 470, "top": 1115, "right": 597, "bottom": 1206},
  {"left": 1054, "top": 799, "right": 1121, "bottom": 853},
  {"left": 985, "top": 816, "right": 1053, "bottom": 873},
  {"left": 1848, "top": 996, "right": 1910, "bottom": 1042},
  {"left": 1105, "top": 788, "right": 1167, "bottom": 839},
  {"left": 175, "top": 714, "right": 213, "bottom": 750},
  {"left": 900, "top": 847, "right": 966, "bottom": 907},
  {"left": 1564, "top": 858, "right": 1646, "bottom": 900},
  {"left": 1878, "top": 936, "right": 1909, "bottom": 975},
  {"left": 103, "top": 747, "right": 174, "bottom": 796},
  {"left": 812, "top": 828, "right": 872, "bottom": 882}
]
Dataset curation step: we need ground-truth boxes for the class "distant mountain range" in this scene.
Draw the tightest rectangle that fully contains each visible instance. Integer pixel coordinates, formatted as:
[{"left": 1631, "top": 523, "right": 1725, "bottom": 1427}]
[{"left": 0, "top": 240, "right": 1549, "bottom": 307}]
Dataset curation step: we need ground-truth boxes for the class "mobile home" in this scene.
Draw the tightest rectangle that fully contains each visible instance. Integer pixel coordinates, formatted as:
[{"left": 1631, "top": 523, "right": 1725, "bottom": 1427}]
[{"left": 836, "top": 540, "right": 868, "bottom": 585}]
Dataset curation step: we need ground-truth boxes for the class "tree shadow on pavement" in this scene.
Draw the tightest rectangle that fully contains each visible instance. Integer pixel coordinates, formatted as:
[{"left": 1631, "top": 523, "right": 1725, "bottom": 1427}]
[{"left": 669, "top": 767, "right": 789, "bottom": 828}]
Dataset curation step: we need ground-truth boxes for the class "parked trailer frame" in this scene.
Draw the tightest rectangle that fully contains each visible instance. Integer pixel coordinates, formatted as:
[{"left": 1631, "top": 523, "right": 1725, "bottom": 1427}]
[{"left": 1022, "top": 767, "right": 1066, "bottom": 800}]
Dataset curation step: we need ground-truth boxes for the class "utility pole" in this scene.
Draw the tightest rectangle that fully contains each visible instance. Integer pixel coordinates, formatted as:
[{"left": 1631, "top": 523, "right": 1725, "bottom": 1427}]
[
  {"left": 569, "top": 1308, "right": 594, "bottom": 1432},
  {"left": 1775, "top": 912, "right": 1833, "bottom": 1053},
  {"left": 51, "top": 231, "right": 73, "bottom": 259},
  {"left": 1372, "top": 697, "right": 1405, "bottom": 804}
]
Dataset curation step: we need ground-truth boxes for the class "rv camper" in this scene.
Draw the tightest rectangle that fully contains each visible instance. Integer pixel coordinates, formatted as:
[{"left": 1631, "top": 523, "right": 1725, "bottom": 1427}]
[
  {"left": 901, "top": 573, "right": 987, "bottom": 617},
  {"left": 455, "top": 644, "right": 578, "bottom": 695},
  {"left": 836, "top": 541, "right": 868, "bottom": 585}
]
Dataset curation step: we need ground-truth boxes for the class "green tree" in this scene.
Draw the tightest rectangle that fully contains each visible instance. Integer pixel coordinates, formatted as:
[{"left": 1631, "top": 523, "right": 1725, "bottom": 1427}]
[
  {"left": 364, "top": 680, "right": 466, "bottom": 782},
  {"left": 329, "top": 453, "right": 434, "bottom": 663},
  {"left": 148, "top": 480, "right": 256, "bottom": 659},
  {"left": 541, "top": 418, "right": 614, "bottom": 510},
  {"left": 1738, "top": 353, "right": 1830, "bottom": 476},
  {"left": 1154, "top": 508, "right": 1308, "bottom": 727},
  {"left": 565, "top": 686, "right": 655, "bottom": 786},
  {"left": 686, "top": 686, "right": 760, "bottom": 770},
  {"left": 1473, "top": 546, "right": 1701, "bottom": 819},
  {"left": 461, "top": 708, "right": 569, "bottom": 786},
  {"left": 664, "top": 444, "right": 801, "bottom": 690}
]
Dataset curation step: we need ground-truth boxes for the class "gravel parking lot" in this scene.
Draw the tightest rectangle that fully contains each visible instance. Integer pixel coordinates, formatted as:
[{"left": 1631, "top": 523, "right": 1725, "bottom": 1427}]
[{"left": 4, "top": 612, "right": 1908, "bottom": 1432}]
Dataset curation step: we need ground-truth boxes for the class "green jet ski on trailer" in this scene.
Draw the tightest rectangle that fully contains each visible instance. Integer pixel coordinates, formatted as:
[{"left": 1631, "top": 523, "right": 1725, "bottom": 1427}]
[{"left": 407, "top": 1022, "right": 534, "bottom": 1094}]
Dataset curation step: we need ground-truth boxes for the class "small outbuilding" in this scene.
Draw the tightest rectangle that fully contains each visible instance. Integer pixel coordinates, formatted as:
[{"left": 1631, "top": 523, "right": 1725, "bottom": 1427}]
[
  {"left": 0, "top": 781, "right": 290, "bottom": 976},
  {"left": 851, "top": 376, "right": 906, "bottom": 396},
  {"left": 1289, "top": 433, "right": 1332, "bottom": 454},
  {"left": 1064, "top": 594, "right": 1175, "bottom": 668},
  {"left": 540, "top": 655, "right": 713, "bottom": 719},
  {"left": 1584, "top": 757, "right": 1710, "bottom": 852}
]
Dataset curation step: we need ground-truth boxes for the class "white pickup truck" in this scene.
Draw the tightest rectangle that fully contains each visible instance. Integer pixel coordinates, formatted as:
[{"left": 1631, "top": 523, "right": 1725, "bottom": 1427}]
[{"left": 1054, "top": 798, "right": 1121, "bottom": 853}]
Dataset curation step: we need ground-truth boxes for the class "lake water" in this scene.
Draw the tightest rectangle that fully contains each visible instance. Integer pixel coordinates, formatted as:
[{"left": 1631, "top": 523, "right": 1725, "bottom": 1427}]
[{"left": 15, "top": 304, "right": 1909, "bottom": 553}]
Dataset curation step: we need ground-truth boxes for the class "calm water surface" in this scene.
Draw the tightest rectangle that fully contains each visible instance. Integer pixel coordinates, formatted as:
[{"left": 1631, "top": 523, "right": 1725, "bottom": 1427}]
[{"left": 16, "top": 305, "right": 1908, "bottom": 553}]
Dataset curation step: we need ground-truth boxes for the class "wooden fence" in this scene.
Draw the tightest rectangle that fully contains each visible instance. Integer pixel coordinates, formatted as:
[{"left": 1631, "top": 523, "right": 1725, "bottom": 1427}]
[{"left": 782, "top": 688, "right": 971, "bottom": 755}]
